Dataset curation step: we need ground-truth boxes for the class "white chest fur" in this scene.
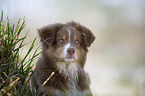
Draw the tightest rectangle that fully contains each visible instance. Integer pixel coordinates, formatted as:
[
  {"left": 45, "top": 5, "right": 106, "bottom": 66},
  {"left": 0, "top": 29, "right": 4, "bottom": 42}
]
[{"left": 56, "top": 61, "right": 79, "bottom": 82}]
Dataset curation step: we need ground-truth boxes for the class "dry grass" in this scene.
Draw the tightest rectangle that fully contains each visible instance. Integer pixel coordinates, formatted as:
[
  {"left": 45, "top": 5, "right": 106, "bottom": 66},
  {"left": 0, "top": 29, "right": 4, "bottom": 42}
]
[{"left": 0, "top": 11, "right": 41, "bottom": 96}]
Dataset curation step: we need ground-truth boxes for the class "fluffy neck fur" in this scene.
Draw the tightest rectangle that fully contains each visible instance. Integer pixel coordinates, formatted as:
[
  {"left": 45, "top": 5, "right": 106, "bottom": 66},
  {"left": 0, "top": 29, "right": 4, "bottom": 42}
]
[{"left": 56, "top": 61, "right": 81, "bottom": 83}]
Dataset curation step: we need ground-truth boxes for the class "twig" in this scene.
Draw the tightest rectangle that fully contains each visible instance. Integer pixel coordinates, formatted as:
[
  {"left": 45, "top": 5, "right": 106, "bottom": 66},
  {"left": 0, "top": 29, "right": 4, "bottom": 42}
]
[{"left": 36, "top": 72, "right": 55, "bottom": 94}]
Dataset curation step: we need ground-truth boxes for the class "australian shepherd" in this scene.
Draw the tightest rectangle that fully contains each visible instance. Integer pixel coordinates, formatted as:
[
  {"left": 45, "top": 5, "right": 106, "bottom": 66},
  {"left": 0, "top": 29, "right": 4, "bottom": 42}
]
[{"left": 31, "top": 21, "right": 95, "bottom": 96}]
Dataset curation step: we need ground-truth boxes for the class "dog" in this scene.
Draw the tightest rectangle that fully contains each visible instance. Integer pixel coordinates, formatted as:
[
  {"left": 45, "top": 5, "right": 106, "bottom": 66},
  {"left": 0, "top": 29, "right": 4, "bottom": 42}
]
[{"left": 31, "top": 21, "right": 95, "bottom": 96}]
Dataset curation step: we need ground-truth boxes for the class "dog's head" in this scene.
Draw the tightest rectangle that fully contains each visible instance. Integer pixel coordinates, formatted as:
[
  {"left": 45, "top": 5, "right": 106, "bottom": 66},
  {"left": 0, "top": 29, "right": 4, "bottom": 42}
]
[{"left": 38, "top": 21, "right": 95, "bottom": 67}]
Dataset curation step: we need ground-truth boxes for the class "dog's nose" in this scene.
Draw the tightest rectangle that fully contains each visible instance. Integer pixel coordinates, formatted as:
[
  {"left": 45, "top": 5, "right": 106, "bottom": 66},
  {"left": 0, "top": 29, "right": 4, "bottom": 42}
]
[{"left": 67, "top": 48, "right": 75, "bottom": 55}]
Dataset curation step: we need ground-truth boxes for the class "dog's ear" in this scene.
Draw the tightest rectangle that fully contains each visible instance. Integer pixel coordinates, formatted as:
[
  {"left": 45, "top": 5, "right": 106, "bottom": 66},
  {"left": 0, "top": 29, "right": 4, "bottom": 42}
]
[
  {"left": 77, "top": 25, "right": 95, "bottom": 47},
  {"left": 38, "top": 24, "right": 62, "bottom": 47}
]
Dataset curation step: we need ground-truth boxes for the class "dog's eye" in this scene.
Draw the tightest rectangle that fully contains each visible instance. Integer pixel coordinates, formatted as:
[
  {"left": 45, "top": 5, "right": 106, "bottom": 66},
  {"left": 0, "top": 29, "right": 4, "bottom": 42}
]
[
  {"left": 58, "top": 39, "right": 64, "bottom": 43},
  {"left": 75, "top": 40, "right": 80, "bottom": 44}
]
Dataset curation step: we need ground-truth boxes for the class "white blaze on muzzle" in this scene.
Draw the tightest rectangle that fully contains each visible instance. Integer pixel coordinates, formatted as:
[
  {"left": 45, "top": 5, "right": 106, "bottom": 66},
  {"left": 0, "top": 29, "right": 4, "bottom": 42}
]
[
  {"left": 58, "top": 28, "right": 79, "bottom": 62},
  {"left": 64, "top": 28, "right": 73, "bottom": 62}
]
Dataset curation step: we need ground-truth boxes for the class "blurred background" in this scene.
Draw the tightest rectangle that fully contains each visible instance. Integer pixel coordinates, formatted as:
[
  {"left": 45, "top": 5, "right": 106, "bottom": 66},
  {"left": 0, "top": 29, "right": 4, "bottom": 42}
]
[{"left": 0, "top": 0, "right": 145, "bottom": 96}]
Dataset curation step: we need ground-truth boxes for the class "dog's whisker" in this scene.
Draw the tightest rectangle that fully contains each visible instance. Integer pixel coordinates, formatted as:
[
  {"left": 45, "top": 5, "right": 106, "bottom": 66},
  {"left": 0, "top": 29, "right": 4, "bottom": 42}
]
[{"left": 42, "top": 37, "right": 54, "bottom": 44}]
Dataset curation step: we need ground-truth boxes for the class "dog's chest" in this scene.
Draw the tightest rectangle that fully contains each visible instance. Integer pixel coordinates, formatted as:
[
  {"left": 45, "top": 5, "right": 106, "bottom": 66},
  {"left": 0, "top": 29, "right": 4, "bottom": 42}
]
[
  {"left": 64, "top": 80, "right": 82, "bottom": 96},
  {"left": 55, "top": 62, "right": 84, "bottom": 95},
  {"left": 56, "top": 62, "right": 79, "bottom": 81}
]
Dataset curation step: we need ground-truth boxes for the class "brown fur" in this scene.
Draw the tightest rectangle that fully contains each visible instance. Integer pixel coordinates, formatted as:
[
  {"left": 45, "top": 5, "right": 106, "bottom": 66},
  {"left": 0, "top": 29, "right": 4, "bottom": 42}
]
[{"left": 31, "top": 21, "right": 95, "bottom": 96}]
